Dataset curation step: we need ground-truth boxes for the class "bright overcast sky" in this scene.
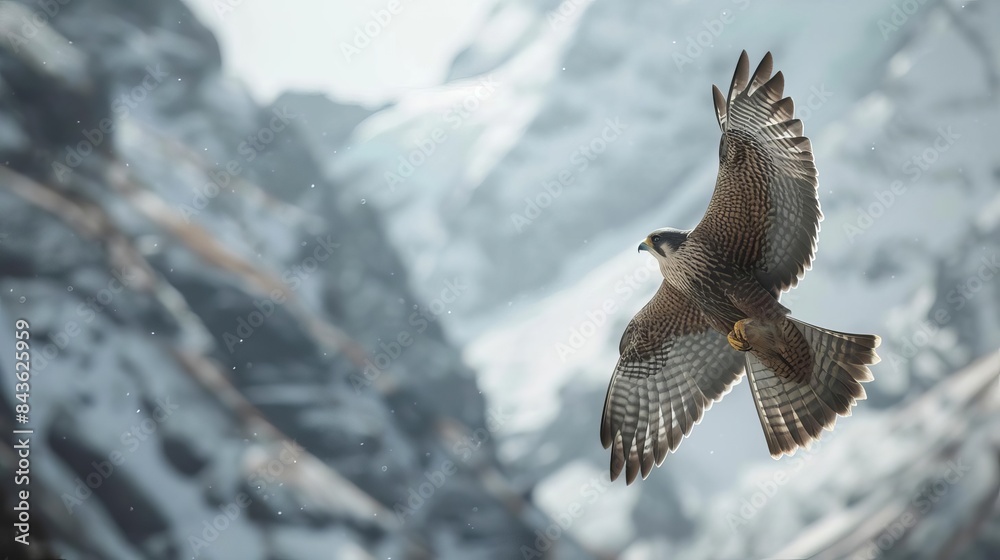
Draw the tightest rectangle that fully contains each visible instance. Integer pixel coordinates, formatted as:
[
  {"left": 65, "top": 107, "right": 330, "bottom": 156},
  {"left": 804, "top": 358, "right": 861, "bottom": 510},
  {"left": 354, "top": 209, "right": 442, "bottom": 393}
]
[{"left": 184, "top": 0, "right": 494, "bottom": 107}]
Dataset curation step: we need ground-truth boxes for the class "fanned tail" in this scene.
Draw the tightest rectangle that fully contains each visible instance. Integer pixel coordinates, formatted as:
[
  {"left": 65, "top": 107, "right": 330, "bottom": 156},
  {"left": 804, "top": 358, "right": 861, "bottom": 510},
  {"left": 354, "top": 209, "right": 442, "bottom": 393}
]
[{"left": 745, "top": 318, "right": 880, "bottom": 457}]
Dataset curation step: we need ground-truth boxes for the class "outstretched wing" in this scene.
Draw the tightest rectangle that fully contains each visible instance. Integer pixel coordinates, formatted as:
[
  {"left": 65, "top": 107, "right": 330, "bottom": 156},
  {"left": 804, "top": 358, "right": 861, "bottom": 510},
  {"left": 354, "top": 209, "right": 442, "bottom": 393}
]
[
  {"left": 694, "top": 50, "right": 822, "bottom": 295},
  {"left": 601, "top": 281, "right": 744, "bottom": 484}
]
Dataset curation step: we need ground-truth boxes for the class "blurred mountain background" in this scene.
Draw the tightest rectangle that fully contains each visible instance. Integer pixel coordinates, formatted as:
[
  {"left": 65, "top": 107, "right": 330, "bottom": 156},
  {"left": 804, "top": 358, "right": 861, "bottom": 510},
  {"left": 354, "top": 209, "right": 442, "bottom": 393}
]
[{"left": 0, "top": 0, "right": 997, "bottom": 559}]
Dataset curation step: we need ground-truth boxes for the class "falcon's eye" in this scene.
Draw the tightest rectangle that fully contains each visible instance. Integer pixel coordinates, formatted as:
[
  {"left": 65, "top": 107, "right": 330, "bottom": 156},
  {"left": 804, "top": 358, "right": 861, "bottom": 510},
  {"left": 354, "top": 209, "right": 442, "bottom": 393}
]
[{"left": 651, "top": 234, "right": 661, "bottom": 244}]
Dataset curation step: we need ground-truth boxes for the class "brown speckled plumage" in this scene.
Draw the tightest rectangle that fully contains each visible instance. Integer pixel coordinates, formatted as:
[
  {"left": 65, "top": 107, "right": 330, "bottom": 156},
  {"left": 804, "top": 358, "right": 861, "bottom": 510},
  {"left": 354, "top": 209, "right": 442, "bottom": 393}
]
[{"left": 601, "top": 51, "right": 880, "bottom": 484}]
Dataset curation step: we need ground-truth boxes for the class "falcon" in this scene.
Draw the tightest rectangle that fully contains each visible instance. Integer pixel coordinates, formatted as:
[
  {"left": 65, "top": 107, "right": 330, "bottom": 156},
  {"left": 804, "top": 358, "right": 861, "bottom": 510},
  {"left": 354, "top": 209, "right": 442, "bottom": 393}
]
[{"left": 600, "top": 51, "right": 881, "bottom": 484}]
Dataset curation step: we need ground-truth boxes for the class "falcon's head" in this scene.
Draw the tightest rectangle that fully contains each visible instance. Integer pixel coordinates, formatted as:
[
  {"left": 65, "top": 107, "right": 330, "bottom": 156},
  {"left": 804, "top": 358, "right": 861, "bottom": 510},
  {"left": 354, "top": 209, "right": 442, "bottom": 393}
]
[{"left": 638, "top": 228, "right": 689, "bottom": 258}]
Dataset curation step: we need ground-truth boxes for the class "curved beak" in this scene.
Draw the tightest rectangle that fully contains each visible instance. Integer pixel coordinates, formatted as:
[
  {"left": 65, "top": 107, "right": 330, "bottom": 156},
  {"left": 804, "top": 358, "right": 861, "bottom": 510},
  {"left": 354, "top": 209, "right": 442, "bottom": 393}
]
[{"left": 638, "top": 236, "right": 652, "bottom": 253}]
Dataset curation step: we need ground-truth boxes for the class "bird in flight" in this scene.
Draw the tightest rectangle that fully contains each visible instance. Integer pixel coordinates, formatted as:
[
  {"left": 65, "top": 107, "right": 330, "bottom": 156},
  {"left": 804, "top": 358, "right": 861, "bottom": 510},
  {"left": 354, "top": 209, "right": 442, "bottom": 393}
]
[{"left": 601, "top": 51, "right": 881, "bottom": 484}]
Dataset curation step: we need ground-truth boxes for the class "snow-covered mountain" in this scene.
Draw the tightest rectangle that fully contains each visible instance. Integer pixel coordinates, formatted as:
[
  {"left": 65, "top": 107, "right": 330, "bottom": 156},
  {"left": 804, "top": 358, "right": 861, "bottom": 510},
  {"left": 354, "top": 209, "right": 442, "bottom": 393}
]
[
  {"left": 1, "top": 0, "right": 997, "bottom": 558},
  {"left": 0, "top": 1, "right": 595, "bottom": 558},
  {"left": 301, "top": 0, "right": 1000, "bottom": 557}
]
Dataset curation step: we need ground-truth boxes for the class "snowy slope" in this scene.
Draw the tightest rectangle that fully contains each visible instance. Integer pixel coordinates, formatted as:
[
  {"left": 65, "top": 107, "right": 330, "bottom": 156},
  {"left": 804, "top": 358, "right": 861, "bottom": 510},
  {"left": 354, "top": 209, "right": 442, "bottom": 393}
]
[{"left": 311, "top": 0, "right": 1000, "bottom": 557}]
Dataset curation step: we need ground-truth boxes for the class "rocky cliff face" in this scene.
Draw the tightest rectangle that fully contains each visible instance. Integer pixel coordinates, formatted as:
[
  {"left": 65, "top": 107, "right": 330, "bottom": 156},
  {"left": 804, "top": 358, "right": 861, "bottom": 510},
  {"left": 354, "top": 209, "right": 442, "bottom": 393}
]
[{"left": 0, "top": 1, "right": 595, "bottom": 558}]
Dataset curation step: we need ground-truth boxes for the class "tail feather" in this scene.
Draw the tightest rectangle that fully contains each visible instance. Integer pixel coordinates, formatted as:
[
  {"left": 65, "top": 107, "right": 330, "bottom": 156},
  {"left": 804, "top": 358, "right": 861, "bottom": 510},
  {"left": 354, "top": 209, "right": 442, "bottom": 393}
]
[{"left": 746, "top": 318, "right": 880, "bottom": 457}]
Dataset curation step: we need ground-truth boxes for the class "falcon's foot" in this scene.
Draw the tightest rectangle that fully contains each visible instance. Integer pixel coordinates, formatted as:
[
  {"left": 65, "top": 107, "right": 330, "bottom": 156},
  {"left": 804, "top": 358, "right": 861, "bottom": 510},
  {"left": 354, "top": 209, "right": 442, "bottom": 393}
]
[{"left": 727, "top": 319, "right": 753, "bottom": 352}]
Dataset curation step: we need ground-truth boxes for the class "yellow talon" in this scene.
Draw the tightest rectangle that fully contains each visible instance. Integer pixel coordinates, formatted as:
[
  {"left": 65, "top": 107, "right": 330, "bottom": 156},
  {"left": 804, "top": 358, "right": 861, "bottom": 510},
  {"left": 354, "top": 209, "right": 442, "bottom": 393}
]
[{"left": 728, "top": 319, "right": 752, "bottom": 352}]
